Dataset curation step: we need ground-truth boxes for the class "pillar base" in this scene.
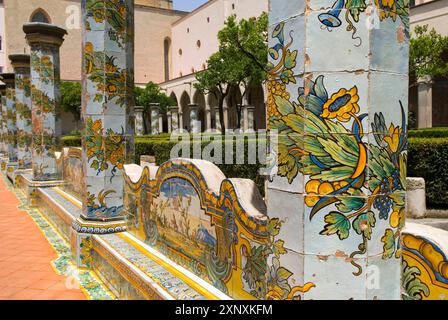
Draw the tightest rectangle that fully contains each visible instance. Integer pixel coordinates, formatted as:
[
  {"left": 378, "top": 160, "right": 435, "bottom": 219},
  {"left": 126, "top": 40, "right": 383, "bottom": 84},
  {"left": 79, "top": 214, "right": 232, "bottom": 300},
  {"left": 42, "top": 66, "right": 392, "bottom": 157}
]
[
  {"left": 5, "top": 162, "right": 19, "bottom": 183},
  {"left": 15, "top": 172, "right": 64, "bottom": 207},
  {"left": 0, "top": 156, "right": 9, "bottom": 172},
  {"left": 72, "top": 217, "right": 127, "bottom": 235}
]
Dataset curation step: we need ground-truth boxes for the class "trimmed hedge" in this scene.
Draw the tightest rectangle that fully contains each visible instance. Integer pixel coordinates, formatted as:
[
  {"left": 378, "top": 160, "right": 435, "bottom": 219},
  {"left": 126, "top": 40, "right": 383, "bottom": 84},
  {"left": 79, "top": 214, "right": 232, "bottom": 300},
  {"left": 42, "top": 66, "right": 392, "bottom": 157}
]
[
  {"left": 61, "top": 134, "right": 448, "bottom": 207},
  {"left": 408, "top": 137, "right": 448, "bottom": 209},
  {"left": 409, "top": 127, "right": 448, "bottom": 138},
  {"left": 61, "top": 134, "right": 266, "bottom": 196}
]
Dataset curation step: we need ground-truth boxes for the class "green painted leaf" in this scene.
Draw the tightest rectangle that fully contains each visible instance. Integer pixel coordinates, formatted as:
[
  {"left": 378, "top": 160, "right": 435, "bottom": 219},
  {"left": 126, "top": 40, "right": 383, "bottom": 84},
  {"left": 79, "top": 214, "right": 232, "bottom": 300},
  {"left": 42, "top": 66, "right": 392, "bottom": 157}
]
[
  {"left": 320, "top": 212, "right": 351, "bottom": 240},
  {"left": 284, "top": 50, "right": 298, "bottom": 69},
  {"left": 352, "top": 211, "right": 376, "bottom": 240},
  {"left": 336, "top": 197, "right": 366, "bottom": 214},
  {"left": 381, "top": 229, "right": 396, "bottom": 259},
  {"left": 267, "top": 218, "right": 281, "bottom": 237},
  {"left": 273, "top": 240, "right": 287, "bottom": 258},
  {"left": 276, "top": 267, "right": 293, "bottom": 282},
  {"left": 274, "top": 95, "right": 295, "bottom": 116}
]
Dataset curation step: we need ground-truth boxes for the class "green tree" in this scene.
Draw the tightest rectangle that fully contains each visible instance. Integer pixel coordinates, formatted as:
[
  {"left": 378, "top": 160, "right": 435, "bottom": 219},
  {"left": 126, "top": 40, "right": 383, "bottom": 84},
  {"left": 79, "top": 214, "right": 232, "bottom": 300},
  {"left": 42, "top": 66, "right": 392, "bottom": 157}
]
[
  {"left": 195, "top": 13, "right": 268, "bottom": 131},
  {"left": 410, "top": 25, "right": 448, "bottom": 85},
  {"left": 134, "top": 81, "right": 175, "bottom": 134},
  {"left": 60, "top": 81, "right": 81, "bottom": 126}
]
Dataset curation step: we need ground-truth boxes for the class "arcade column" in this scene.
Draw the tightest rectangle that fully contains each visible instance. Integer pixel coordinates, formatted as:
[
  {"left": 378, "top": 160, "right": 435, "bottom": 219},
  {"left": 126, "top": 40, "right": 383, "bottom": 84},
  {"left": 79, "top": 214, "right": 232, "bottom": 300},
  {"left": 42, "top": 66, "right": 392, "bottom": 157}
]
[
  {"left": 73, "top": 0, "right": 135, "bottom": 241},
  {"left": 266, "top": 0, "right": 409, "bottom": 299},
  {"left": 23, "top": 23, "right": 67, "bottom": 181},
  {"left": 9, "top": 54, "right": 33, "bottom": 172}
]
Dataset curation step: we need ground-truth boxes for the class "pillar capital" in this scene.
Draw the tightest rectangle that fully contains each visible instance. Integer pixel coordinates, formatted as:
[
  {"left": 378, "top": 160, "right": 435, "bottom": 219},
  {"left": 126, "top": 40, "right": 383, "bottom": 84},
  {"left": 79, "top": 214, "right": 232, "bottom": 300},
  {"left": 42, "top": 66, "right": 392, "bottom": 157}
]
[
  {"left": 168, "top": 105, "right": 179, "bottom": 112},
  {"left": 149, "top": 102, "right": 160, "bottom": 111},
  {"left": 0, "top": 73, "right": 15, "bottom": 87},
  {"left": 23, "top": 23, "right": 67, "bottom": 47},
  {"left": 9, "top": 54, "right": 31, "bottom": 69},
  {"left": 135, "top": 105, "right": 145, "bottom": 113}
]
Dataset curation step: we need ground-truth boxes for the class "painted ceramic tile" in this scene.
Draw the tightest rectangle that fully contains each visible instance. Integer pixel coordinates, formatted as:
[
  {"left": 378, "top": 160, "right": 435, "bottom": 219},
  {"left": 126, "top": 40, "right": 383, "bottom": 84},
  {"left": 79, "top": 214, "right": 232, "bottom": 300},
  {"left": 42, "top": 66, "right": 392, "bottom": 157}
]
[
  {"left": 266, "top": 189, "right": 304, "bottom": 253},
  {"left": 368, "top": 72, "right": 409, "bottom": 134},
  {"left": 306, "top": 9, "right": 370, "bottom": 72},
  {"left": 402, "top": 232, "right": 448, "bottom": 300},
  {"left": 367, "top": 253, "right": 402, "bottom": 299},
  {"left": 303, "top": 254, "right": 367, "bottom": 300},
  {"left": 269, "top": 0, "right": 305, "bottom": 26},
  {"left": 370, "top": 12, "right": 409, "bottom": 74},
  {"left": 268, "top": 16, "right": 305, "bottom": 80}
]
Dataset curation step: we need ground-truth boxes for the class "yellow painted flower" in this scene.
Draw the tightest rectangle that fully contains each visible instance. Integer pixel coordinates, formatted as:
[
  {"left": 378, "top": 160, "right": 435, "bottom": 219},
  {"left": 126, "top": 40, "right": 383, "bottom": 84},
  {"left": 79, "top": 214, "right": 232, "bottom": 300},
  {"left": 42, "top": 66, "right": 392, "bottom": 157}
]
[
  {"left": 93, "top": 9, "right": 105, "bottom": 23},
  {"left": 375, "top": 0, "right": 397, "bottom": 21},
  {"left": 107, "top": 84, "right": 118, "bottom": 94},
  {"left": 321, "top": 86, "right": 360, "bottom": 122},
  {"left": 383, "top": 124, "right": 402, "bottom": 153},
  {"left": 91, "top": 119, "right": 103, "bottom": 133},
  {"left": 105, "top": 63, "right": 118, "bottom": 73}
]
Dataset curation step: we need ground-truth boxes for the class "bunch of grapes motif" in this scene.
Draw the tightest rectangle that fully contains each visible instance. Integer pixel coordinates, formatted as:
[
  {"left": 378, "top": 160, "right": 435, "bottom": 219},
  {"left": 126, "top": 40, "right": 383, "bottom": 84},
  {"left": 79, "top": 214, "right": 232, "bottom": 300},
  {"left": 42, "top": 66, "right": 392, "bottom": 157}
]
[{"left": 373, "top": 169, "right": 402, "bottom": 220}]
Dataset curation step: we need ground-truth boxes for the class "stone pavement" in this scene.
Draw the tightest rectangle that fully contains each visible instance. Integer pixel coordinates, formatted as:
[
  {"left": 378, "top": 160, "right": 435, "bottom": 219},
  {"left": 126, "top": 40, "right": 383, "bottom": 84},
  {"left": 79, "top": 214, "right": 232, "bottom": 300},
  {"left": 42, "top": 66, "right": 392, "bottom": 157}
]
[{"left": 0, "top": 177, "right": 87, "bottom": 300}]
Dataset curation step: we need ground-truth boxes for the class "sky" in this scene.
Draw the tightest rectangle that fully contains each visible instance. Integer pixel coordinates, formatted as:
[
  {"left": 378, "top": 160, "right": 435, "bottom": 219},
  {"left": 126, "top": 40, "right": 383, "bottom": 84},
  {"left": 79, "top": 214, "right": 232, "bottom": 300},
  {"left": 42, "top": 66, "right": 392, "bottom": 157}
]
[{"left": 173, "top": 0, "right": 209, "bottom": 12}]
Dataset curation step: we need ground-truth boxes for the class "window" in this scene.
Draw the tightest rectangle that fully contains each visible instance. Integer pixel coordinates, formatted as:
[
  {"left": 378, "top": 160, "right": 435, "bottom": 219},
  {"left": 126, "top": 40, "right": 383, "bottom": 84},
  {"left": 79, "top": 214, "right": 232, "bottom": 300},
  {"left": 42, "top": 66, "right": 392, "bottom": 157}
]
[
  {"left": 30, "top": 9, "right": 50, "bottom": 23},
  {"left": 187, "top": 28, "right": 190, "bottom": 33},
  {"left": 178, "top": 48, "right": 183, "bottom": 56},
  {"left": 164, "top": 38, "right": 171, "bottom": 82},
  {"left": 207, "top": 17, "right": 210, "bottom": 23},
  {"left": 0, "top": 36, "right": 2, "bottom": 51},
  {"left": 196, "top": 40, "right": 201, "bottom": 48},
  {"left": 232, "top": 3, "right": 235, "bottom": 10}
]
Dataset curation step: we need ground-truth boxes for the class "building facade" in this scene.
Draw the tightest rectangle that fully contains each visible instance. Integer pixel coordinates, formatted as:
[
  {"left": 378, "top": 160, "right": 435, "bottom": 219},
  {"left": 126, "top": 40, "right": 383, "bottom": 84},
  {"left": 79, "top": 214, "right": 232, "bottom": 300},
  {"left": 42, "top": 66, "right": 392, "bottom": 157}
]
[
  {"left": 409, "top": 0, "right": 448, "bottom": 128},
  {"left": 0, "top": 0, "right": 446, "bottom": 132},
  {"left": 1, "top": 0, "right": 184, "bottom": 84},
  {"left": 160, "top": 0, "right": 269, "bottom": 132}
]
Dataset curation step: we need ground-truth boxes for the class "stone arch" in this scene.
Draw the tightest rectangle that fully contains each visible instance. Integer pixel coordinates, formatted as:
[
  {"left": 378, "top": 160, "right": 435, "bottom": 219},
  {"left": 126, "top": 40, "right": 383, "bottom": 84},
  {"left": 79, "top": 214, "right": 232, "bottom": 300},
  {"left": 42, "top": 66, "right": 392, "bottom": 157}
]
[
  {"left": 193, "top": 90, "right": 207, "bottom": 132},
  {"left": 30, "top": 8, "right": 51, "bottom": 23},
  {"left": 164, "top": 37, "right": 171, "bottom": 82},
  {"left": 180, "top": 91, "right": 191, "bottom": 131},
  {"left": 169, "top": 91, "right": 178, "bottom": 107}
]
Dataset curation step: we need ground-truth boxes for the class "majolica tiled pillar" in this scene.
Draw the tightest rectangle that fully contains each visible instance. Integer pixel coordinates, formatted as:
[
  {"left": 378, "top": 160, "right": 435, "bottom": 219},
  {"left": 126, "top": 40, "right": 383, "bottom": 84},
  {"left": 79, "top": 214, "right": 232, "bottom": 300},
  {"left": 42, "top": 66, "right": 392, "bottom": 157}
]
[
  {"left": 169, "top": 106, "right": 179, "bottom": 132},
  {"left": 80, "top": 0, "right": 134, "bottom": 224},
  {"left": 1, "top": 74, "right": 18, "bottom": 166},
  {"left": 0, "top": 84, "right": 6, "bottom": 157},
  {"left": 189, "top": 104, "right": 200, "bottom": 133},
  {"left": 214, "top": 106, "right": 221, "bottom": 132},
  {"left": 244, "top": 105, "right": 255, "bottom": 132},
  {"left": 0, "top": 84, "right": 7, "bottom": 169},
  {"left": 266, "top": 1, "right": 408, "bottom": 300},
  {"left": 24, "top": 23, "right": 67, "bottom": 181},
  {"left": 149, "top": 103, "right": 160, "bottom": 134},
  {"left": 10, "top": 54, "right": 32, "bottom": 170},
  {"left": 135, "top": 106, "right": 144, "bottom": 136}
]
